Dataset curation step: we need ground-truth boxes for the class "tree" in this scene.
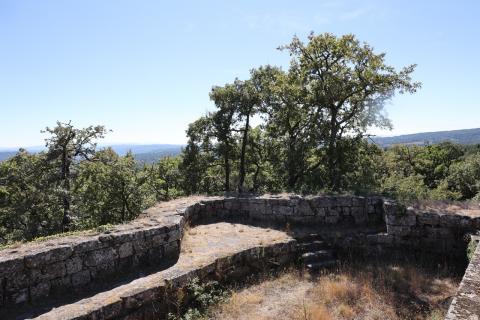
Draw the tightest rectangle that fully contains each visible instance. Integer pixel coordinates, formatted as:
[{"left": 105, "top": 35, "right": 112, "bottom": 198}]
[
  {"left": 210, "top": 85, "right": 238, "bottom": 191},
  {"left": 43, "top": 121, "right": 108, "bottom": 230},
  {"left": 180, "top": 116, "right": 218, "bottom": 194},
  {"left": 147, "top": 156, "right": 183, "bottom": 201},
  {"left": 0, "top": 150, "right": 62, "bottom": 242},
  {"left": 74, "top": 149, "right": 153, "bottom": 227},
  {"left": 236, "top": 78, "right": 262, "bottom": 192},
  {"left": 446, "top": 153, "right": 480, "bottom": 199},
  {"left": 253, "top": 66, "right": 315, "bottom": 190},
  {"left": 280, "top": 33, "right": 420, "bottom": 190}
]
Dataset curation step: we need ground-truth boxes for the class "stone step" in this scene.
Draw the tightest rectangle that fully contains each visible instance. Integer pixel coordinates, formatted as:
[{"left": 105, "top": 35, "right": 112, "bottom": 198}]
[
  {"left": 305, "top": 259, "right": 338, "bottom": 271},
  {"left": 301, "top": 250, "right": 333, "bottom": 263},
  {"left": 296, "top": 233, "right": 323, "bottom": 241},
  {"left": 298, "top": 240, "right": 327, "bottom": 252}
]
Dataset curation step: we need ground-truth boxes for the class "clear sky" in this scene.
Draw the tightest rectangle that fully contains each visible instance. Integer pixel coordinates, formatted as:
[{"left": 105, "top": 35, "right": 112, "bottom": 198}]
[{"left": 1, "top": 0, "right": 479, "bottom": 148}]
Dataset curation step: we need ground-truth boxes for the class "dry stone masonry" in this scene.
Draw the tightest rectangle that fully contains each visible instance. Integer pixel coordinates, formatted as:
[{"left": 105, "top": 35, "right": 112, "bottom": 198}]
[{"left": 0, "top": 194, "right": 478, "bottom": 319}]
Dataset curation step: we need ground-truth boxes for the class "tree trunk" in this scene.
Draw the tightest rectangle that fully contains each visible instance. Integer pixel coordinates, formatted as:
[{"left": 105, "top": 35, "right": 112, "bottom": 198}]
[
  {"left": 61, "top": 148, "right": 71, "bottom": 231},
  {"left": 287, "top": 134, "right": 298, "bottom": 190},
  {"left": 238, "top": 113, "right": 250, "bottom": 192},
  {"left": 224, "top": 153, "right": 231, "bottom": 192},
  {"left": 327, "top": 109, "right": 340, "bottom": 191}
]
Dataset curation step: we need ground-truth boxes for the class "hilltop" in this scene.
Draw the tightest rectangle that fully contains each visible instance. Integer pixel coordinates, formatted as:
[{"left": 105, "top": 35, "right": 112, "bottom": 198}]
[
  {"left": 372, "top": 128, "right": 480, "bottom": 148},
  {"left": 0, "top": 144, "right": 183, "bottom": 162}
]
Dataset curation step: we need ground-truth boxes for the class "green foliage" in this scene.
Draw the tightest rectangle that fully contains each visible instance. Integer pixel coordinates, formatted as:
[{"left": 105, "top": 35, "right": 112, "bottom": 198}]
[
  {"left": 182, "top": 33, "right": 420, "bottom": 193},
  {"left": 167, "top": 277, "right": 229, "bottom": 320},
  {"left": 0, "top": 150, "right": 62, "bottom": 242},
  {"left": 0, "top": 124, "right": 184, "bottom": 244},
  {"left": 146, "top": 156, "right": 184, "bottom": 201},
  {"left": 446, "top": 153, "right": 480, "bottom": 200},
  {"left": 43, "top": 121, "right": 108, "bottom": 230},
  {"left": 73, "top": 149, "right": 154, "bottom": 229},
  {"left": 467, "top": 239, "right": 478, "bottom": 262}
]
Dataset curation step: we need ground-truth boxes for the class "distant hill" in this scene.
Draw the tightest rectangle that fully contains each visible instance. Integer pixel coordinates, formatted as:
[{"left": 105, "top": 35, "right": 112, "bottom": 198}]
[
  {"left": 0, "top": 144, "right": 183, "bottom": 163},
  {"left": 372, "top": 128, "right": 480, "bottom": 148},
  {"left": 0, "top": 151, "right": 17, "bottom": 162}
]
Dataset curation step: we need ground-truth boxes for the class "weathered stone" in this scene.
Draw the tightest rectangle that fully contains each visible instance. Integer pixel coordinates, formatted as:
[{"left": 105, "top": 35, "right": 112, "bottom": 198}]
[
  {"left": 118, "top": 242, "right": 134, "bottom": 259},
  {"left": 164, "top": 241, "right": 179, "bottom": 259},
  {"left": 385, "top": 212, "right": 416, "bottom": 226},
  {"left": 417, "top": 212, "right": 440, "bottom": 226},
  {"left": 41, "top": 261, "right": 66, "bottom": 279},
  {"left": 12, "top": 288, "right": 28, "bottom": 304},
  {"left": 30, "top": 281, "right": 51, "bottom": 300},
  {"left": 25, "top": 246, "right": 73, "bottom": 269},
  {"left": 295, "top": 200, "right": 315, "bottom": 216},
  {"left": 326, "top": 216, "right": 339, "bottom": 224},
  {"left": 65, "top": 256, "right": 83, "bottom": 274},
  {"left": 50, "top": 275, "right": 71, "bottom": 290},
  {"left": 85, "top": 247, "right": 118, "bottom": 267},
  {"left": 2, "top": 194, "right": 480, "bottom": 317},
  {"left": 71, "top": 270, "right": 91, "bottom": 287}
]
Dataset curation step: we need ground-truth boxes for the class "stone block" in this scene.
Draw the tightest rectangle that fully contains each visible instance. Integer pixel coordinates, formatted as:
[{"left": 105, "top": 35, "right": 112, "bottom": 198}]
[
  {"left": 118, "top": 242, "right": 134, "bottom": 259},
  {"left": 41, "top": 261, "right": 66, "bottom": 280},
  {"left": 327, "top": 208, "right": 340, "bottom": 217},
  {"left": 295, "top": 200, "right": 315, "bottom": 216},
  {"left": 273, "top": 205, "right": 293, "bottom": 215},
  {"left": 132, "top": 239, "right": 149, "bottom": 255},
  {"left": 385, "top": 212, "right": 416, "bottom": 226},
  {"left": 387, "top": 225, "right": 411, "bottom": 237},
  {"left": 337, "top": 196, "right": 352, "bottom": 206},
  {"left": 71, "top": 270, "right": 91, "bottom": 287},
  {"left": 315, "top": 207, "right": 326, "bottom": 217},
  {"left": 164, "top": 241, "right": 179, "bottom": 259},
  {"left": 326, "top": 216, "right": 339, "bottom": 224},
  {"left": 24, "top": 245, "right": 73, "bottom": 269},
  {"left": 12, "top": 288, "right": 28, "bottom": 304},
  {"left": 65, "top": 256, "right": 83, "bottom": 274},
  {"left": 30, "top": 281, "right": 51, "bottom": 300},
  {"left": 417, "top": 212, "right": 440, "bottom": 226},
  {"left": 152, "top": 234, "right": 167, "bottom": 247},
  {"left": 85, "top": 247, "right": 118, "bottom": 267},
  {"left": 73, "top": 239, "right": 108, "bottom": 255},
  {"left": 50, "top": 275, "right": 72, "bottom": 291},
  {"left": 351, "top": 197, "right": 366, "bottom": 206},
  {"left": 0, "top": 256, "right": 24, "bottom": 278}
]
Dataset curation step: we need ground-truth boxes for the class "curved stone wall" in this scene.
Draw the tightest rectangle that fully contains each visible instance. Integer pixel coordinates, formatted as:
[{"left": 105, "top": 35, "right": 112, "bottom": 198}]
[{"left": 0, "top": 194, "right": 478, "bottom": 319}]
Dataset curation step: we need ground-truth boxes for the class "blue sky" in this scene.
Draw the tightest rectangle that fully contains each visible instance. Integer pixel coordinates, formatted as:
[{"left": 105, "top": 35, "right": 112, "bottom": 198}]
[{"left": 1, "top": 0, "right": 479, "bottom": 148}]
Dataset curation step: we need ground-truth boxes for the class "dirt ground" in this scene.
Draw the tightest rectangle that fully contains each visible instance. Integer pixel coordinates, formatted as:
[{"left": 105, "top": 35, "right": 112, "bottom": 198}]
[{"left": 208, "top": 260, "right": 460, "bottom": 320}]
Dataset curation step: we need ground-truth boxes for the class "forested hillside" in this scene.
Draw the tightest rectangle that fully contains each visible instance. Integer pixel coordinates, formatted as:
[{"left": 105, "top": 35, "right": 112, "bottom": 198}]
[
  {"left": 373, "top": 127, "right": 480, "bottom": 147},
  {"left": 0, "top": 144, "right": 182, "bottom": 163}
]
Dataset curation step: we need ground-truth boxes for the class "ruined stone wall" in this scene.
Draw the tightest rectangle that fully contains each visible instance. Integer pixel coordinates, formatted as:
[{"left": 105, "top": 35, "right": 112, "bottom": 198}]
[
  {"left": 0, "top": 215, "right": 183, "bottom": 307},
  {"left": 377, "top": 200, "right": 480, "bottom": 257},
  {"left": 1, "top": 194, "right": 479, "bottom": 319},
  {"left": 446, "top": 240, "right": 480, "bottom": 319},
  {"left": 187, "top": 195, "right": 385, "bottom": 227},
  {"left": 0, "top": 194, "right": 384, "bottom": 309}
]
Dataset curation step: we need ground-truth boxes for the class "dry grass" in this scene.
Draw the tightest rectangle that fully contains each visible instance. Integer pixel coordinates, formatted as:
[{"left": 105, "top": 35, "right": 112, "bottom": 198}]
[{"left": 208, "top": 260, "right": 460, "bottom": 320}]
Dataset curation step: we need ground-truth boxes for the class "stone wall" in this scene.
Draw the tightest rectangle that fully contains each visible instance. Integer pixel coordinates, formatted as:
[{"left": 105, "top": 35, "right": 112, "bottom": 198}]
[
  {"left": 0, "top": 194, "right": 385, "bottom": 310},
  {"left": 0, "top": 194, "right": 479, "bottom": 319},
  {"left": 186, "top": 195, "right": 385, "bottom": 227},
  {"left": 446, "top": 239, "right": 480, "bottom": 319},
  {"left": 0, "top": 215, "right": 183, "bottom": 308},
  {"left": 34, "top": 240, "right": 297, "bottom": 320},
  {"left": 377, "top": 200, "right": 480, "bottom": 257}
]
